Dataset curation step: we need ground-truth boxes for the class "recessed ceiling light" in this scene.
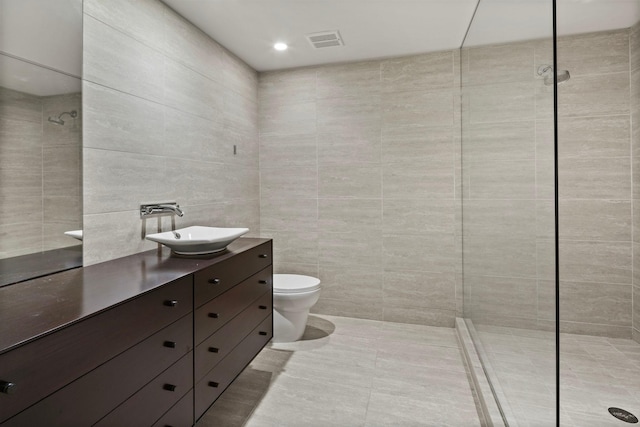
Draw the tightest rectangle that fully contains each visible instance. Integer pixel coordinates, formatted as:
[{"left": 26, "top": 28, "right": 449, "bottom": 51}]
[{"left": 274, "top": 42, "right": 288, "bottom": 51}]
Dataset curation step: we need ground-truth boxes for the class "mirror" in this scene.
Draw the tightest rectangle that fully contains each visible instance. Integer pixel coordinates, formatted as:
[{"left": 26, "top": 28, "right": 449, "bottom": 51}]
[{"left": 0, "top": 0, "right": 83, "bottom": 287}]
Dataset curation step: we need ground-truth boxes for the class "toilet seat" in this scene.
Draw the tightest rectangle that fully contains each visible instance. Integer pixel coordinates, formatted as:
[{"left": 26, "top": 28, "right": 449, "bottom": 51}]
[{"left": 273, "top": 274, "right": 321, "bottom": 294}]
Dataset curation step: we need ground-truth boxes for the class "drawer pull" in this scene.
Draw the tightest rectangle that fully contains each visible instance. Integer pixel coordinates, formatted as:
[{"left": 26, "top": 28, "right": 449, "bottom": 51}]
[
  {"left": 164, "top": 300, "right": 178, "bottom": 307},
  {"left": 259, "top": 254, "right": 268, "bottom": 258},
  {"left": 259, "top": 305, "right": 268, "bottom": 310},
  {"left": 0, "top": 381, "right": 16, "bottom": 395},
  {"left": 208, "top": 278, "right": 220, "bottom": 285},
  {"left": 163, "top": 341, "right": 177, "bottom": 348},
  {"left": 208, "top": 312, "right": 219, "bottom": 319},
  {"left": 259, "top": 280, "right": 268, "bottom": 284},
  {"left": 208, "top": 381, "right": 219, "bottom": 388},
  {"left": 259, "top": 331, "right": 268, "bottom": 336},
  {"left": 163, "top": 384, "right": 177, "bottom": 392},
  {"left": 208, "top": 347, "right": 219, "bottom": 353}
]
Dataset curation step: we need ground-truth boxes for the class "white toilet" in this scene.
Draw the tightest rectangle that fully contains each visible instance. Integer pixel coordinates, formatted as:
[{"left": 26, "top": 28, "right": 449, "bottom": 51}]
[{"left": 272, "top": 274, "right": 321, "bottom": 343}]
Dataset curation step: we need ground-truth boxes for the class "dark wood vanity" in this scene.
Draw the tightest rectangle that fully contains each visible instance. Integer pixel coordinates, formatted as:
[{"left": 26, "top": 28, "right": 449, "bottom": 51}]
[{"left": 0, "top": 238, "right": 273, "bottom": 426}]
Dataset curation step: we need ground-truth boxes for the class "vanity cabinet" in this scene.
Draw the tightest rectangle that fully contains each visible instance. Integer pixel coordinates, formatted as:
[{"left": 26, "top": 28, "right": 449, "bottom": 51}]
[
  {"left": 0, "top": 238, "right": 272, "bottom": 427},
  {"left": 193, "top": 240, "right": 273, "bottom": 419}
]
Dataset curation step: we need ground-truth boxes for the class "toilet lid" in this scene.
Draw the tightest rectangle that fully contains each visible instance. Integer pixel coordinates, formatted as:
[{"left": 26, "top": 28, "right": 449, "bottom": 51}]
[{"left": 273, "top": 274, "right": 321, "bottom": 293}]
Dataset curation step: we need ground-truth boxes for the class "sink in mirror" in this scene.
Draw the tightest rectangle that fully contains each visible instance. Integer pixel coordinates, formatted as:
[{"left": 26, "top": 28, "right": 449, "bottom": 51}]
[
  {"left": 145, "top": 226, "right": 249, "bottom": 255},
  {"left": 64, "top": 230, "right": 83, "bottom": 241}
]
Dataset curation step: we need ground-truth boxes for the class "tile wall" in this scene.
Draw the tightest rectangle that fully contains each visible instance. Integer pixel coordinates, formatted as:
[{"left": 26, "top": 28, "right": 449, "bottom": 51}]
[
  {"left": 81, "top": 0, "right": 259, "bottom": 265},
  {"left": 463, "top": 29, "right": 636, "bottom": 338},
  {"left": 632, "top": 20, "right": 640, "bottom": 343},
  {"left": 258, "top": 52, "right": 462, "bottom": 327},
  {"left": 0, "top": 87, "right": 81, "bottom": 259}
]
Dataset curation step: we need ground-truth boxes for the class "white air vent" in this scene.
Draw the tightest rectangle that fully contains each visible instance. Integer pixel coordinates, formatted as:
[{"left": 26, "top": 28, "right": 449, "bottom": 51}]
[{"left": 306, "top": 30, "right": 344, "bottom": 49}]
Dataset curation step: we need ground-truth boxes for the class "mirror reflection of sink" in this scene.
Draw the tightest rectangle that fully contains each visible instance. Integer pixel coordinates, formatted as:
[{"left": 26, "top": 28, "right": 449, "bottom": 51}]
[
  {"left": 145, "top": 226, "right": 249, "bottom": 255},
  {"left": 64, "top": 230, "right": 83, "bottom": 241}
]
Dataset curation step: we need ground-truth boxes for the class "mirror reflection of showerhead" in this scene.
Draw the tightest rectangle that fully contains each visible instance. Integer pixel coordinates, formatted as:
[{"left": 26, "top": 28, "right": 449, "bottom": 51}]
[
  {"left": 537, "top": 65, "right": 570, "bottom": 86},
  {"left": 47, "top": 110, "right": 78, "bottom": 125}
]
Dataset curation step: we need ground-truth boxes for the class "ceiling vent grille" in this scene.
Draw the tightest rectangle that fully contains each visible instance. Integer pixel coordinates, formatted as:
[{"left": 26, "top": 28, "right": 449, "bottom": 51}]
[{"left": 306, "top": 30, "right": 344, "bottom": 49}]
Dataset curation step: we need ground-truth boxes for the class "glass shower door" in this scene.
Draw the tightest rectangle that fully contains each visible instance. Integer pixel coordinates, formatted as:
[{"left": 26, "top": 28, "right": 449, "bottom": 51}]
[{"left": 460, "top": 0, "right": 557, "bottom": 424}]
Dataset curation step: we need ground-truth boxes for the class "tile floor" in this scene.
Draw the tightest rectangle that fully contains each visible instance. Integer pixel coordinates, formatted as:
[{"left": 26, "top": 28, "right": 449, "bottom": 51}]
[
  {"left": 475, "top": 324, "right": 640, "bottom": 427},
  {"left": 198, "top": 314, "right": 483, "bottom": 427}
]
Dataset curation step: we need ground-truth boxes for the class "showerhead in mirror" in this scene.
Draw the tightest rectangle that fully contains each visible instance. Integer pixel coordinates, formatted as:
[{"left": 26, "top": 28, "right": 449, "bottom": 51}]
[
  {"left": 537, "top": 65, "right": 570, "bottom": 86},
  {"left": 47, "top": 110, "right": 78, "bottom": 125}
]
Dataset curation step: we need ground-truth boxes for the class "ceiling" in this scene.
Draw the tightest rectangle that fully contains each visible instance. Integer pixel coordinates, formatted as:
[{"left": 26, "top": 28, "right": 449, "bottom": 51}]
[
  {"left": 163, "top": 0, "right": 640, "bottom": 72},
  {"left": 0, "top": 0, "right": 82, "bottom": 96}
]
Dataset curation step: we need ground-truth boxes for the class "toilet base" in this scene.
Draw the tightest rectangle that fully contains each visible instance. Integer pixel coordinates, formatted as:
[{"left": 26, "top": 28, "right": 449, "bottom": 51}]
[{"left": 272, "top": 309, "right": 309, "bottom": 343}]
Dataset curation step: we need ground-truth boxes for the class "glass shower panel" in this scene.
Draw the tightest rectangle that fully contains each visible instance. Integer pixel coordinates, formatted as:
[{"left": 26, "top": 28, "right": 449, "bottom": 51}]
[
  {"left": 460, "top": 0, "right": 556, "bottom": 425},
  {"left": 554, "top": 1, "right": 640, "bottom": 425}
]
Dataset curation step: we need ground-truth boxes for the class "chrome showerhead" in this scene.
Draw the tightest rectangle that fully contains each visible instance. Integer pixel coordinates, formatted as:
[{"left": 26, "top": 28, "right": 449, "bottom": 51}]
[
  {"left": 47, "top": 110, "right": 78, "bottom": 126},
  {"left": 537, "top": 65, "right": 570, "bottom": 86}
]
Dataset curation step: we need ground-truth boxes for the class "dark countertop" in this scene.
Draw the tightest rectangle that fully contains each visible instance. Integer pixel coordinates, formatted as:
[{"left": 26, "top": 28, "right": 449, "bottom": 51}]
[
  {"left": 0, "top": 237, "right": 270, "bottom": 355},
  {"left": 0, "top": 246, "right": 83, "bottom": 288}
]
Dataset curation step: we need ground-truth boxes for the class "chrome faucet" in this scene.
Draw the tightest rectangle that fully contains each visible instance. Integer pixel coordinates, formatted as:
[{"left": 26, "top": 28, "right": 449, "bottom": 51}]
[{"left": 140, "top": 202, "right": 184, "bottom": 218}]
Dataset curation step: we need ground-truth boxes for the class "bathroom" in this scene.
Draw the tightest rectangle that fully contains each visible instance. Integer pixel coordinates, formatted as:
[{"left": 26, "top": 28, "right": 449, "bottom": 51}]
[{"left": 1, "top": 0, "right": 639, "bottom": 425}]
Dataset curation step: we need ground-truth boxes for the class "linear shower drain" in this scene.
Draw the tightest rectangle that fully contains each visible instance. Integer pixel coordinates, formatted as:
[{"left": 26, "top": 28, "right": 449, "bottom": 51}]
[{"left": 609, "top": 407, "right": 639, "bottom": 423}]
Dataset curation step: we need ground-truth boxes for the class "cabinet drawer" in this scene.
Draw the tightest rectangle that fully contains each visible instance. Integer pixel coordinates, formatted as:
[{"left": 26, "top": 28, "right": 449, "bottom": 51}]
[
  {"left": 194, "top": 241, "right": 272, "bottom": 307},
  {"left": 195, "top": 291, "right": 272, "bottom": 381},
  {"left": 2, "top": 314, "right": 192, "bottom": 427},
  {"left": 95, "top": 351, "right": 193, "bottom": 427},
  {"left": 195, "top": 315, "right": 272, "bottom": 420},
  {"left": 0, "top": 276, "right": 192, "bottom": 423},
  {"left": 152, "top": 389, "right": 193, "bottom": 427},
  {"left": 195, "top": 266, "right": 272, "bottom": 344}
]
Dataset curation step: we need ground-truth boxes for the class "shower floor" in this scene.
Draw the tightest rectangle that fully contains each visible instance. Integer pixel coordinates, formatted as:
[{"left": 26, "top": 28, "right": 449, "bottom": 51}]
[
  {"left": 474, "top": 323, "right": 640, "bottom": 426},
  {"left": 197, "top": 314, "right": 482, "bottom": 427}
]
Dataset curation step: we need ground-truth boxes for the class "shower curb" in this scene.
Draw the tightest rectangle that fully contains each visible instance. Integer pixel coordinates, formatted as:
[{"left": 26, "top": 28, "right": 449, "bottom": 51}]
[{"left": 455, "top": 318, "right": 509, "bottom": 427}]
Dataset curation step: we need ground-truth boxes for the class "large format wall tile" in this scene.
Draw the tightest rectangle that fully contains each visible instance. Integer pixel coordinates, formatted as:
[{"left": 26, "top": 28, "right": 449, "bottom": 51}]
[
  {"left": 383, "top": 160, "right": 454, "bottom": 199},
  {"left": 261, "top": 198, "right": 318, "bottom": 232},
  {"left": 163, "top": 106, "right": 224, "bottom": 162},
  {"left": 558, "top": 200, "right": 631, "bottom": 242},
  {"left": 258, "top": 68, "right": 317, "bottom": 106},
  {"left": 557, "top": 72, "right": 630, "bottom": 118},
  {"left": 559, "top": 240, "right": 632, "bottom": 285},
  {"left": 319, "top": 164, "right": 382, "bottom": 199},
  {"left": 83, "top": 82, "right": 164, "bottom": 155},
  {"left": 259, "top": 101, "right": 316, "bottom": 136},
  {"left": 557, "top": 115, "right": 630, "bottom": 159},
  {"left": 381, "top": 51, "right": 454, "bottom": 93},
  {"left": 259, "top": 133, "right": 317, "bottom": 168},
  {"left": 466, "top": 82, "right": 535, "bottom": 124},
  {"left": 164, "top": 58, "right": 223, "bottom": 120},
  {"left": 0, "top": 87, "right": 42, "bottom": 123},
  {"left": 462, "top": 121, "right": 535, "bottom": 164},
  {"left": 318, "top": 128, "right": 381, "bottom": 165},
  {"left": 162, "top": 8, "right": 224, "bottom": 83},
  {"left": 464, "top": 235, "right": 537, "bottom": 279},
  {"left": 467, "top": 160, "right": 535, "bottom": 199},
  {"left": 319, "top": 199, "right": 382, "bottom": 233},
  {"left": 316, "top": 61, "right": 381, "bottom": 100},
  {"left": 558, "top": 157, "right": 631, "bottom": 200},
  {"left": 557, "top": 30, "right": 629, "bottom": 77},
  {"left": 464, "top": 275, "right": 538, "bottom": 321},
  {"left": 382, "top": 125, "right": 453, "bottom": 164},
  {"left": 383, "top": 199, "right": 454, "bottom": 236},
  {"left": 83, "top": 15, "right": 164, "bottom": 104},
  {"left": 559, "top": 281, "right": 631, "bottom": 327},
  {"left": 260, "top": 166, "right": 317, "bottom": 199},
  {"left": 84, "top": 0, "right": 166, "bottom": 52},
  {"left": 464, "top": 42, "right": 535, "bottom": 86},
  {"left": 382, "top": 89, "right": 453, "bottom": 128}
]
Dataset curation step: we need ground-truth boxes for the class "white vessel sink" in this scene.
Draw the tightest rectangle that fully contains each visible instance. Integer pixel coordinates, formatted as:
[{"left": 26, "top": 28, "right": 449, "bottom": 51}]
[
  {"left": 145, "top": 226, "right": 249, "bottom": 255},
  {"left": 64, "top": 230, "right": 83, "bottom": 241}
]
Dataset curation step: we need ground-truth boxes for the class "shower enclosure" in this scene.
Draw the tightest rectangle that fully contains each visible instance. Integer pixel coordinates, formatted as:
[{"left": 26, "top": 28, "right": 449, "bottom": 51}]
[{"left": 461, "top": 0, "right": 640, "bottom": 425}]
